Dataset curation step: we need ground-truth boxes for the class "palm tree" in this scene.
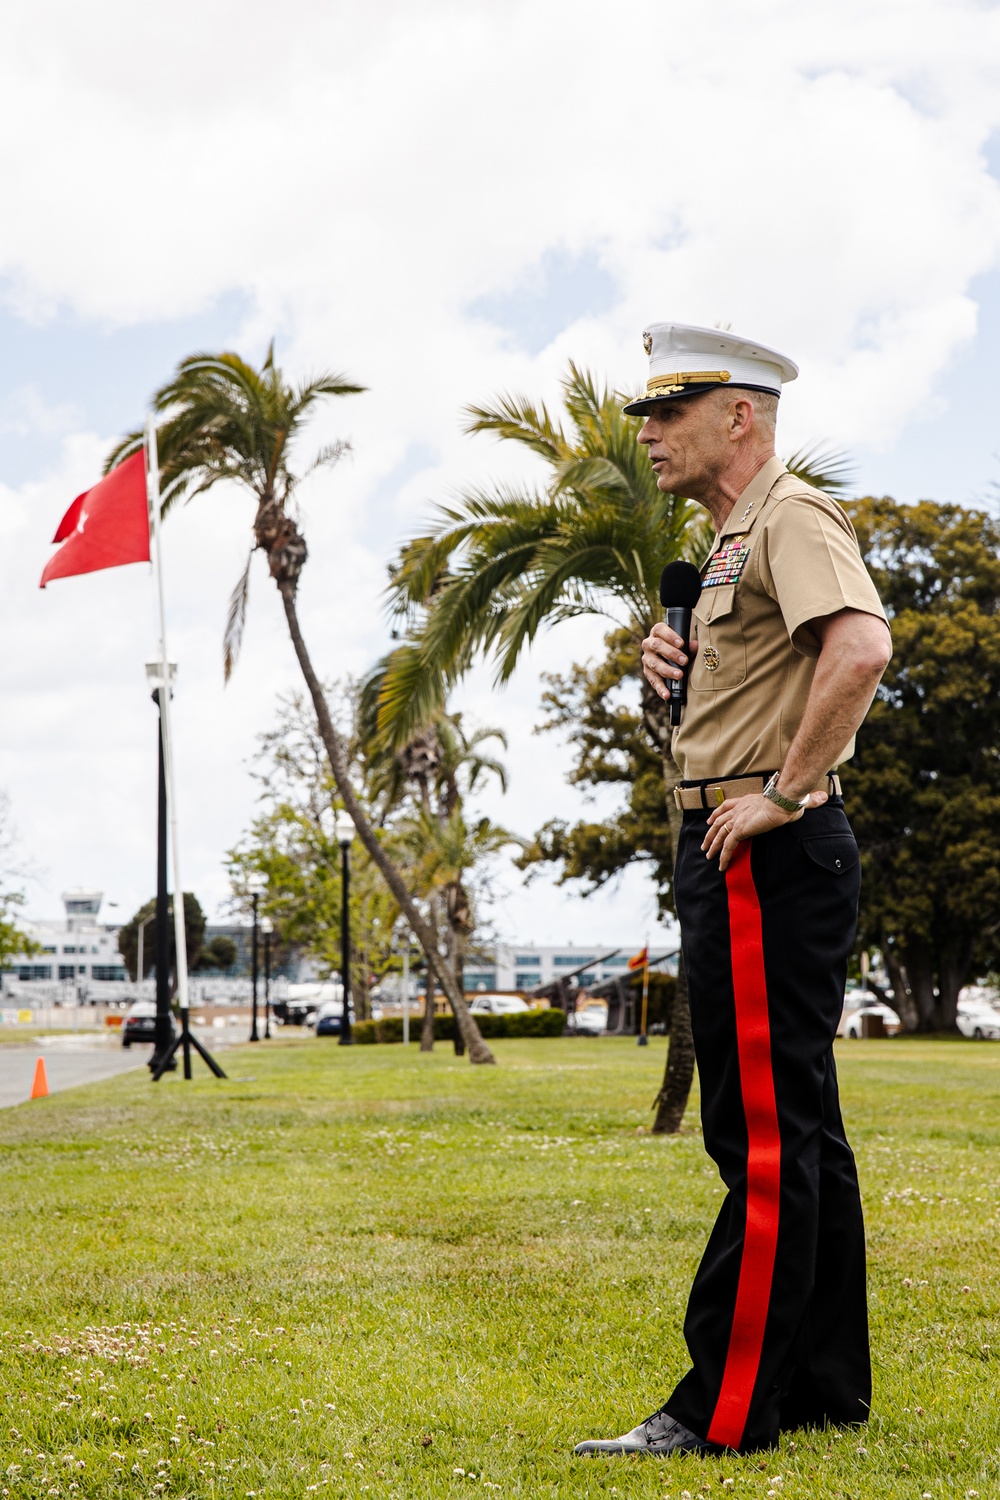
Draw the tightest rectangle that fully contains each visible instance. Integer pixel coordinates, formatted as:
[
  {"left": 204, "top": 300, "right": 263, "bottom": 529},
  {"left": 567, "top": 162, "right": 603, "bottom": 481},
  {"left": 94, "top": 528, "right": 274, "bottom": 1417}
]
[
  {"left": 107, "top": 345, "right": 496, "bottom": 1064},
  {"left": 374, "top": 365, "right": 855, "bottom": 1127},
  {"left": 360, "top": 688, "right": 514, "bottom": 1052},
  {"left": 399, "top": 803, "right": 518, "bottom": 1052}
]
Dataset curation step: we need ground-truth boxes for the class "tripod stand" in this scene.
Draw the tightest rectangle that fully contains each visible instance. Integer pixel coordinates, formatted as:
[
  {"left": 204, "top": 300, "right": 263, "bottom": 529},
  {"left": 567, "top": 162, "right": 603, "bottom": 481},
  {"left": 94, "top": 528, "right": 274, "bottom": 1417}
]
[
  {"left": 146, "top": 674, "right": 226, "bottom": 1084},
  {"left": 152, "top": 1004, "right": 227, "bottom": 1081}
]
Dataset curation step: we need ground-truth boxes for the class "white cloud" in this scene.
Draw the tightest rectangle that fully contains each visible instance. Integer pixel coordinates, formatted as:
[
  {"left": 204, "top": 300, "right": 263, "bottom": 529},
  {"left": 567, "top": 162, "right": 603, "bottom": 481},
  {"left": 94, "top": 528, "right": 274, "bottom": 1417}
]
[{"left": 1, "top": 0, "right": 999, "bottom": 937}]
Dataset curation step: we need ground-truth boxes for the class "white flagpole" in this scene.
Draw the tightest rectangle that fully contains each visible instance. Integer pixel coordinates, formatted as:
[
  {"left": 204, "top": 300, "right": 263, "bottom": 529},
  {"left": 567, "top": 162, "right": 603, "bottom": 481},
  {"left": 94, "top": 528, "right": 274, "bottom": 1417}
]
[{"left": 145, "top": 417, "right": 190, "bottom": 1016}]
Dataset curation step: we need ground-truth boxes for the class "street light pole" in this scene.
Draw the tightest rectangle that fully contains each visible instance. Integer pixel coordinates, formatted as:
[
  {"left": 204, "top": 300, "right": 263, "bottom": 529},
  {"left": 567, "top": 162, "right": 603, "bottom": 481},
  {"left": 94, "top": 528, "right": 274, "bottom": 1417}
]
[
  {"left": 335, "top": 811, "right": 354, "bottom": 1046},
  {"left": 261, "top": 916, "right": 273, "bottom": 1040},
  {"left": 250, "top": 892, "right": 260, "bottom": 1042},
  {"left": 246, "top": 873, "right": 267, "bottom": 1043}
]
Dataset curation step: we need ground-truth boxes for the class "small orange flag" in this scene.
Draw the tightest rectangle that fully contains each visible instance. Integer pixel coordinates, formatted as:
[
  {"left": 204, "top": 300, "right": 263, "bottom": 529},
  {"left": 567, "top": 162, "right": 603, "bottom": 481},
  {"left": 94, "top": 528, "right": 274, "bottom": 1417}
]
[
  {"left": 627, "top": 946, "right": 649, "bottom": 972},
  {"left": 30, "top": 1057, "right": 49, "bottom": 1099}
]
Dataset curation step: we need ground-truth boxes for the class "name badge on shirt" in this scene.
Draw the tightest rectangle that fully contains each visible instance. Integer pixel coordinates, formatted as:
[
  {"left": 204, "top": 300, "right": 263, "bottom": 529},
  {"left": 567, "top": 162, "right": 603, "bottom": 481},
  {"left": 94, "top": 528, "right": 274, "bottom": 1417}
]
[{"left": 702, "top": 538, "right": 750, "bottom": 588}]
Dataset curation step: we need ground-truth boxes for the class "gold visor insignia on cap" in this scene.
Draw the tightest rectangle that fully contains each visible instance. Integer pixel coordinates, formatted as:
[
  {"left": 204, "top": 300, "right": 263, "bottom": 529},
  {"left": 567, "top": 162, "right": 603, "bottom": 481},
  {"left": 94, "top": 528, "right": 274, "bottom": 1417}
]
[{"left": 646, "top": 371, "right": 731, "bottom": 397}]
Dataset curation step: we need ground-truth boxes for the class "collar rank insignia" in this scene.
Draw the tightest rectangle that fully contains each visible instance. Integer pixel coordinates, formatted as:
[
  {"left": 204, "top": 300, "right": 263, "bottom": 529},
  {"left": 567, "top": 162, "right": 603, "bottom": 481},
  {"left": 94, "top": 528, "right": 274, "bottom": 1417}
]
[{"left": 702, "top": 539, "right": 750, "bottom": 588}]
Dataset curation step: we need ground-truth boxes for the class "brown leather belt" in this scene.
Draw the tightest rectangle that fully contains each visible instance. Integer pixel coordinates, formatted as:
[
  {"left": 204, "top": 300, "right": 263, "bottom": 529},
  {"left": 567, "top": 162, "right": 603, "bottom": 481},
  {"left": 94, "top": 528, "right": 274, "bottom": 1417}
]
[{"left": 674, "top": 772, "right": 842, "bottom": 811}]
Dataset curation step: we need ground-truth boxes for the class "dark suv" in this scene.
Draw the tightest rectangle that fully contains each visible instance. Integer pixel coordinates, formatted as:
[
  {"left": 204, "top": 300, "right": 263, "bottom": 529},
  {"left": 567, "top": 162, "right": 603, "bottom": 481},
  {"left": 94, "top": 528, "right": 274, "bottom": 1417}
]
[{"left": 122, "top": 1000, "right": 177, "bottom": 1048}]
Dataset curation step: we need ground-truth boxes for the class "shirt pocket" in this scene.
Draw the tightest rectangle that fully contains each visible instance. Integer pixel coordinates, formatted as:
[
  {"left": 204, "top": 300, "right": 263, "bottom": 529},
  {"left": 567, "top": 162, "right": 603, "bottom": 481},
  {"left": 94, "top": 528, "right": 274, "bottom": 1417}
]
[{"left": 691, "top": 583, "right": 747, "bottom": 690}]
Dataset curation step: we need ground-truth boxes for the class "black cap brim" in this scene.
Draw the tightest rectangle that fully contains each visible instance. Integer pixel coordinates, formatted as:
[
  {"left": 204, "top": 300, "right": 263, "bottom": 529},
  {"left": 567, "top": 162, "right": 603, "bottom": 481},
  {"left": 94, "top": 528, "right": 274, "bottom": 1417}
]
[
  {"left": 621, "top": 382, "right": 781, "bottom": 418},
  {"left": 621, "top": 384, "right": 719, "bottom": 417}
]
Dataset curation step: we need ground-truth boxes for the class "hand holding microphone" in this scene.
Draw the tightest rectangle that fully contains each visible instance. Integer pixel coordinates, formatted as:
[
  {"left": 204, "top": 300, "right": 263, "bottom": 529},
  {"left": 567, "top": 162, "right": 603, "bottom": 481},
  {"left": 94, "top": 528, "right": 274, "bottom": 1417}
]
[{"left": 640, "top": 561, "right": 703, "bottom": 725}]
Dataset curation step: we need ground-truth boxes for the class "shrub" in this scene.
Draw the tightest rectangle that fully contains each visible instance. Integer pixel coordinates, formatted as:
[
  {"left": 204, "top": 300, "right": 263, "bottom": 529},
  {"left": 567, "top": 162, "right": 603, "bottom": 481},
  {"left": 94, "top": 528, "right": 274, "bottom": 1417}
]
[
  {"left": 505, "top": 1006, "right": 566, "bottom": 1037},
  {"left": 342, "top": 1007, "right": 566, "bottom": 1044}
]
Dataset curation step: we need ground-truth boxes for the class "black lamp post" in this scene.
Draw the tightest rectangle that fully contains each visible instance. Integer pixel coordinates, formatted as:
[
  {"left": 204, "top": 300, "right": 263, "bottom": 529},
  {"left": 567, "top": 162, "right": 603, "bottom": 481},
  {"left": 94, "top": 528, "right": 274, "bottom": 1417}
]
[
  {"left": 247, "top": 873, "right": 267, "bottom": 1043},
  {"left": 335, "top": 811, "right": 354, "bottom": 1046},
  {"left": 261, "top": 916, "right": 273, "bottom": 1039},
  {"left": 146, "top": 660, "right": 177, "bottom": 1075}
]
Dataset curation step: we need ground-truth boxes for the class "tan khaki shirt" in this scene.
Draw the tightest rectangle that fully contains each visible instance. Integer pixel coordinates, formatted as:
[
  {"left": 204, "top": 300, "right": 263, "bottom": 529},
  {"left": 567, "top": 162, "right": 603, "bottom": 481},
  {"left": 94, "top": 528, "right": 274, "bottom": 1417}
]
[{"left": 672, "top": 456, "right": 887, "bottom": 781}]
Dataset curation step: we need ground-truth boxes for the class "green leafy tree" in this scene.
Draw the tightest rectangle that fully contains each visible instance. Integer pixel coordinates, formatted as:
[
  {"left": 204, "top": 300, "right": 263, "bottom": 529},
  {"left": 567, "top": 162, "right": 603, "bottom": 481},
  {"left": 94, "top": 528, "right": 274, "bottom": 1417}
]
[
  {"left": 119, "top": 892, "right": 206, "bottom": 985},
  {"left": 198, "top": 935, "right": 238, "bottom": 971},
  {"left": 844, "top": 496, "right": 1000, "bottom": 1031},
  {"left": 107, "top": 346, "right": 494, "bottom": 1063},
  {"left": 359, "top": 682, "right": 516, "bottom": 1051},
  {"left": 229, "top": 689, "right": 515, "bottom": 1033},
  {"left": 517, "top": 627, "right": 675, "bottom": 905},
  {"left": 227, "top": 689, "right": 405, "bottom": 1022}
]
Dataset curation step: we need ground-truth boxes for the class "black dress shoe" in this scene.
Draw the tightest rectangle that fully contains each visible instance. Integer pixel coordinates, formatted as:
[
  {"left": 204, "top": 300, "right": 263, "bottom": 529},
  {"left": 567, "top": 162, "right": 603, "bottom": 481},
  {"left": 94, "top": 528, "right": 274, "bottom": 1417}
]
[{"left": 574, "top": 1407, "right": 711, "bottom": 1456}]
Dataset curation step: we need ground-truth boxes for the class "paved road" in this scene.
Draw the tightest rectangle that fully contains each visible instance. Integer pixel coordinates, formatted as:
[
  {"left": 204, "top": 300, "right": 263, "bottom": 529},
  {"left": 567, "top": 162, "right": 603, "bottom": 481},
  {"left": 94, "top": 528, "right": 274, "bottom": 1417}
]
[{"left": 0, "top": 1036, "right": 150, "bottom": 1109}]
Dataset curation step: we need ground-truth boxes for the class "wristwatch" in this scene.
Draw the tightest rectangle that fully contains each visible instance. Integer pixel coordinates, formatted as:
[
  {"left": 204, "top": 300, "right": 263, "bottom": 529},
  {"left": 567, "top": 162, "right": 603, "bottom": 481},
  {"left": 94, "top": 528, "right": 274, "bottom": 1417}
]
[{"left": 762, "top": 772, "right": 810, "bottom": 815}]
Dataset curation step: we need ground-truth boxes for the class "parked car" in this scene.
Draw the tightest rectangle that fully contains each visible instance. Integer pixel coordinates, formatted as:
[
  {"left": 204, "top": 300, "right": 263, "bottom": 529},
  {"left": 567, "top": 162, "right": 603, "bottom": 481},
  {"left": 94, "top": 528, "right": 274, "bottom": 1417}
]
[
  {"left": 840, "top": 1002, "right": 901, "bottom": 1038},
  {"left": 573, "top": 1002, "right": 608, "bottom": 1035},
  {"left": 314, "top": 1000, "right": 345, "bottom": 1037},
  {"left": 467, "top": 993, "right": 531, "bottom": 1016},
  {"left": 121, "top": 1000, "right": 177, "bottom": 1049},
  {"left": 956, "top": 1002, "right": 1000, "bottom": 1040}
]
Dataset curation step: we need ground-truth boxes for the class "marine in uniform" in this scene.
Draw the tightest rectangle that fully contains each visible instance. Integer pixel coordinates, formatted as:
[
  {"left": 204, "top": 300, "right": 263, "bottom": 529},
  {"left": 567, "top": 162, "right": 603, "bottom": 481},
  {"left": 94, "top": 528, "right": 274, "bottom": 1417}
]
[{"left": 575, "top": 324, "right": 892, "bottom": 1457}]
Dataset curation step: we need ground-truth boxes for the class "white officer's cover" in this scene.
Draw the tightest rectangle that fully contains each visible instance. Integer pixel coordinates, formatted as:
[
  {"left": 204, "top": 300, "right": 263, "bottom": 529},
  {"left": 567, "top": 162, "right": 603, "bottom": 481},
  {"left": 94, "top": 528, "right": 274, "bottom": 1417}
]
[{"left": 622, "top": 323, "right": 798, "bottom": 415}]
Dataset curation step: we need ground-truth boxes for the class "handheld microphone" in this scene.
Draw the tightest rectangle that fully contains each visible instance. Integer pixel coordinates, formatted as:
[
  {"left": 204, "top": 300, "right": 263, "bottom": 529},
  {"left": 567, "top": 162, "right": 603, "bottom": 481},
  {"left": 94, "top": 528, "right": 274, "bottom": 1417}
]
[{"left": 658, "top": 561, "right": 703, "bottom": 726}]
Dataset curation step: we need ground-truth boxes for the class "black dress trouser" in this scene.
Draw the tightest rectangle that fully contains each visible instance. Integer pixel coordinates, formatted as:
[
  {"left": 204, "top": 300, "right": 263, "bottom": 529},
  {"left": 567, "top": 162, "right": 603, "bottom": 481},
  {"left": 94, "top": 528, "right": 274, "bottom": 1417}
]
[{"left": 663, "top": 799, "right": 871, "bottom": 1453}]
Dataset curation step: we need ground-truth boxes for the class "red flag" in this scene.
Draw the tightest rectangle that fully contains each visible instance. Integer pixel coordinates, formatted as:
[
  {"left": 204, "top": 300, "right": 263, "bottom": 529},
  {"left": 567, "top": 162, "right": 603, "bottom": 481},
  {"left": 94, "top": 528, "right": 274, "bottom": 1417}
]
[
  {"left": 40, "top": 451, "right": 150, "bottom": 588},
  {"left": 627, "top": 946, "right": 649, "bottom": 971}
]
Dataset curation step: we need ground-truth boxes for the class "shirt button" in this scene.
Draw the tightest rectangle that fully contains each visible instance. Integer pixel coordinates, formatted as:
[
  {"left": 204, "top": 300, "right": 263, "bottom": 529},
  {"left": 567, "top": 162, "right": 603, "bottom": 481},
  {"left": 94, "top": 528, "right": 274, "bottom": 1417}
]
[{"left": 835, "top": 859, "right": 842, "bottom": 868}]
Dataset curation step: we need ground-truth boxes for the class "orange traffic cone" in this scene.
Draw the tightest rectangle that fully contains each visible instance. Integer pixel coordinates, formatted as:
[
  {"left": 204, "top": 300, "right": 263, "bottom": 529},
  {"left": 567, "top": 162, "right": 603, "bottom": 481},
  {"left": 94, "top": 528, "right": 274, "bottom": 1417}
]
[{"left": 30, "top": 1057, "right": 49, "bottom": 1099}]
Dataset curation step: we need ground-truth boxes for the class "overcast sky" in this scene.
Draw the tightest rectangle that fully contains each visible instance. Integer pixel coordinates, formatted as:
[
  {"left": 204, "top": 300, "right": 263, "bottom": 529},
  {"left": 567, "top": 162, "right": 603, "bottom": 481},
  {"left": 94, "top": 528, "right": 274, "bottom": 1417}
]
[{"left": 2, "top": 0, "right": 999, "bottom": 946}]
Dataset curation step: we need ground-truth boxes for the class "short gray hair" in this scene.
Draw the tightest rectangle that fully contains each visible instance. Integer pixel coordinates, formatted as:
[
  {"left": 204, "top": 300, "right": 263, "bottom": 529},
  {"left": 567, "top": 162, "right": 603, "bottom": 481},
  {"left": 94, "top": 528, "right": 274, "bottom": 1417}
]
[{"left": 719, "top": 385, "right": 778, "bottom": 432}]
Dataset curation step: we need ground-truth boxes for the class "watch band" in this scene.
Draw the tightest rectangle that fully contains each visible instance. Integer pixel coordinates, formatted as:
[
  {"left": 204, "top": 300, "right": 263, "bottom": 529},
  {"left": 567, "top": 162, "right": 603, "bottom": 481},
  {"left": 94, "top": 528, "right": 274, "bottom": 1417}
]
[{"left": 762, "top": 772, "right": 810, "bottom": 815}]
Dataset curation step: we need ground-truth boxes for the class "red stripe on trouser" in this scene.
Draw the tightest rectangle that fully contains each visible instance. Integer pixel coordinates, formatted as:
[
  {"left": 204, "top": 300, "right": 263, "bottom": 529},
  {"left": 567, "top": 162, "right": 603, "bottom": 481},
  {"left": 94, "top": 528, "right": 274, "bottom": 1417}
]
[{"left": 706, "top": 841, "right": 782, "bottom": 1450}]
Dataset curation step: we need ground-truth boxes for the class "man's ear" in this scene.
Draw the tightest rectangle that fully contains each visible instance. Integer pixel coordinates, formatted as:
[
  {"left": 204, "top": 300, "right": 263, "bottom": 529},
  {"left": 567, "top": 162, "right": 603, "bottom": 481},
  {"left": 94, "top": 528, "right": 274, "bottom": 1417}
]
[{"left": 730, "top": 397, "right": 755, "bottom": 437}]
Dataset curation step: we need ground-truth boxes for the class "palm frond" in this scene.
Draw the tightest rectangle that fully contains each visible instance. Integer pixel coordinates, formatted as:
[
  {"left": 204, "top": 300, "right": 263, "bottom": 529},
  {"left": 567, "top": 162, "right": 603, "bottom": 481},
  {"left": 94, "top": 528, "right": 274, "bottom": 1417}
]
[
  {"left": 783, "top": 443, "right": 856, "bottom": 498},
  {"left": 224, "top": 551, "right": 253, "bottom": 682},
  {"left": 302, "top": 439, "right": 352, "bottom": 480},
  {"left": 463, "top": 391, "right": 570, "bottom": 462}
]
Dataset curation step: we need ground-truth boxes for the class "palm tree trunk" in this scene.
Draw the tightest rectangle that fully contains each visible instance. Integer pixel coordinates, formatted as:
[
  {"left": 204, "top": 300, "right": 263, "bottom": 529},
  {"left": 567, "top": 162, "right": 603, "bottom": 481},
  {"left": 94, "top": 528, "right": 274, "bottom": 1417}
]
[
  {"left": 278, "top": 583, "right": 495, "bottom": 1064},
  {"left": 420, "top": 897, "right": 443, "bottom": 1053},
  {"left": 652, "top": 949, "right": 694, "bottom": 1134},
  {"left": 448, "top": 916, "right": 466, "bottom": 1057},
  {"left": 421, "top": 985, "right": 436, "bottom": 1051}
]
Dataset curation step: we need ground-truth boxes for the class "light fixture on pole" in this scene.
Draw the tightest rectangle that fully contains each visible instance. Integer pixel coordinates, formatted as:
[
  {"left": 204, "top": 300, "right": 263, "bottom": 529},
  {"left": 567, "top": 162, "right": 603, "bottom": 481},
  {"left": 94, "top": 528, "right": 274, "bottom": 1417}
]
[
  {"left": 247, "top": 872, "right": 267, "bottom": 1043},
  {"left": 261, "top": 916, "right": 274, "bottom": 1040},
  {"left": 334, "top": 811, "right": 354, "bottom": 1047}
]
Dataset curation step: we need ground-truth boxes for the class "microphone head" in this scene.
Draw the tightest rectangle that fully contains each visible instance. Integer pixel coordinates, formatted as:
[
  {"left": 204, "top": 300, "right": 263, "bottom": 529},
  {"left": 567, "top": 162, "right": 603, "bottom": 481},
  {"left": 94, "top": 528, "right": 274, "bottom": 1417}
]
[{"left": 659, "top": 560, "right": 703, "bottom": 609}]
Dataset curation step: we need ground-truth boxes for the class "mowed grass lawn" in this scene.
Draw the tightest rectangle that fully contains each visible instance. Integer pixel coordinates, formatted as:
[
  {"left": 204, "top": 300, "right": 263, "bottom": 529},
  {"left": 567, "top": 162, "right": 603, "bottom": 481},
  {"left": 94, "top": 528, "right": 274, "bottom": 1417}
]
[{"left": 1, "top": 1037, "right": 998, "bottom": 1500}]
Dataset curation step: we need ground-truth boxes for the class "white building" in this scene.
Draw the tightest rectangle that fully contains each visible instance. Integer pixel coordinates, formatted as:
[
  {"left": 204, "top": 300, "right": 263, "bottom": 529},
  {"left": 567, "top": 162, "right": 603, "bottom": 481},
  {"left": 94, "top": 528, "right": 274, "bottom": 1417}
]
[
  {"left": 3, "top": 889, "right": 126, "bottom": 989},
  {"left": 465, "top": 940, "right": 678, "bottom": 994}
]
